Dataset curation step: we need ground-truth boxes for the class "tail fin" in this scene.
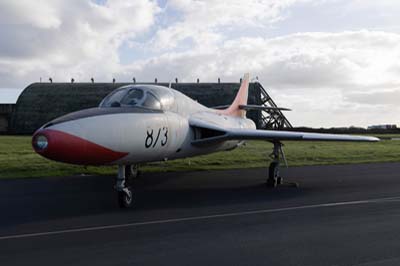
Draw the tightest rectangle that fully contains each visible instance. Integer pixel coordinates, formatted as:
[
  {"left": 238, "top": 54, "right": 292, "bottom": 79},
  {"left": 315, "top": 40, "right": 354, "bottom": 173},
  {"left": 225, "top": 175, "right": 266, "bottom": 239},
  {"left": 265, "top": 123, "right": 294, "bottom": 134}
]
[{"left": 217, "top": 73, "right": 249, "bottom": 117}]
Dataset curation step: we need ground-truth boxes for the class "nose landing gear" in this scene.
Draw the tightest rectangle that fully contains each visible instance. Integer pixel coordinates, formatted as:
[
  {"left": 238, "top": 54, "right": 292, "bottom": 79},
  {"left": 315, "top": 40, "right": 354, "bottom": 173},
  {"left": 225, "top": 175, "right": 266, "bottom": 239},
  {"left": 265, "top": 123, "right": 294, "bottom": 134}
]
[{"left": 115, "top": 165, "right": 137, "bottom": 208}]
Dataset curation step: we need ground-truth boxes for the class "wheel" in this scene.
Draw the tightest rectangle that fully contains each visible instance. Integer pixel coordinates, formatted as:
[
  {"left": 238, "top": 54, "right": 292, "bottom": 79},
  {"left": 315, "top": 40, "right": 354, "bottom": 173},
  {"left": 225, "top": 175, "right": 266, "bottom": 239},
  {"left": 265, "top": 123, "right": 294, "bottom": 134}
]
[
  {"left": 267, "top": 162, "right": 280, "bottom": 187},
  {"left": 266, "top": 177, "right": 277, "bottom": 187},
  {"left": 125, "top": 165, "right": 139, "bottom": 179},
  {"left": 117, "top": 187, "right": 134, "bottom": 208}
]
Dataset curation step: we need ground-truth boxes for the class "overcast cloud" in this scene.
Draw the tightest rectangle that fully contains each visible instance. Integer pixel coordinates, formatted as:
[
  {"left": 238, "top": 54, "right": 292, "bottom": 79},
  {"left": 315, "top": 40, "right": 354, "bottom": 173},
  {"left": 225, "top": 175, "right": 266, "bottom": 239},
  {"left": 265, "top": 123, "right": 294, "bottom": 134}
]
[{"left": 0, "top": 0, "right": 399, "bottom": 127}]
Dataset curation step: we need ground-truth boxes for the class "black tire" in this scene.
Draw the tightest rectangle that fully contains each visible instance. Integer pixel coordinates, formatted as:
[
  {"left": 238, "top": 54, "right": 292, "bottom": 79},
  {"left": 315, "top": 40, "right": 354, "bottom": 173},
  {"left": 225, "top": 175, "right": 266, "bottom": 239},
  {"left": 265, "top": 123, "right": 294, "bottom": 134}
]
[
  {"left": 266, "top": 177, "right": 277, "bottom": 187},
  {"left": 117, "top": 188, "right": 134, "bottom": 208}
]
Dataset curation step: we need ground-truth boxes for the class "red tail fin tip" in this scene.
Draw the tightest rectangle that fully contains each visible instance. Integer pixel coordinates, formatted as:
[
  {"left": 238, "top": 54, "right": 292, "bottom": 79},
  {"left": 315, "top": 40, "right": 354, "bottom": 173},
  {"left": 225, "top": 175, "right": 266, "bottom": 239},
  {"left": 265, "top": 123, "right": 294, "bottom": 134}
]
[{"left": 217, "top": 73, "right": 250, "bottom": 117}]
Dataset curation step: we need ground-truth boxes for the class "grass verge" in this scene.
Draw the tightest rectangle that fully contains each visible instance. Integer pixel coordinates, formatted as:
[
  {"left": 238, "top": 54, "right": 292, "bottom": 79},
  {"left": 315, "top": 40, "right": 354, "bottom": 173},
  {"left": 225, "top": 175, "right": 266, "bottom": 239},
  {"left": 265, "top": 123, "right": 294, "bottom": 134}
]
[{"left": 0, "top": 135, "right": 399, "bottom": 179}]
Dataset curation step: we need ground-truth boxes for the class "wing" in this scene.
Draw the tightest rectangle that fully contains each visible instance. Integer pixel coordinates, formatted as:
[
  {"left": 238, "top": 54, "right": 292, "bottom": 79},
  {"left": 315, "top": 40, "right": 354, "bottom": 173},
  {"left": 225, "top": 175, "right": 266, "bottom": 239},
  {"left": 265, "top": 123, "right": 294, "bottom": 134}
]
[{"left": 189, "top": 117, "right": 379, "bottom": 146}]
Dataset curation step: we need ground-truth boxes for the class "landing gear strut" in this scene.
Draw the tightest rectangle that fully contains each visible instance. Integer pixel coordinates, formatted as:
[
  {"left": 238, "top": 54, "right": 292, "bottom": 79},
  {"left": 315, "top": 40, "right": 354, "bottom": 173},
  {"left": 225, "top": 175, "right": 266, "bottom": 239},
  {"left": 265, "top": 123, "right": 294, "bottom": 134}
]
[
  {"left": 266, "top": 141, "right": 296, "bottom": 188},
  {"left": 125, "top": 164, "right": 140, "bottom": 179},
  {"left": 115, "top": 165, "right": 134, "bottom": 208}
]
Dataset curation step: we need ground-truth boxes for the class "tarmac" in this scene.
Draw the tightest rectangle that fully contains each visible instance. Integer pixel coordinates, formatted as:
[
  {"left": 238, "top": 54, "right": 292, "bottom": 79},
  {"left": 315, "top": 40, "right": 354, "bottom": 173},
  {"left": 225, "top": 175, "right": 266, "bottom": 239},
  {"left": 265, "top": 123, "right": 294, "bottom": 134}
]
[{"left": 1, "top": 163, "right": 400, "bottom": 266}]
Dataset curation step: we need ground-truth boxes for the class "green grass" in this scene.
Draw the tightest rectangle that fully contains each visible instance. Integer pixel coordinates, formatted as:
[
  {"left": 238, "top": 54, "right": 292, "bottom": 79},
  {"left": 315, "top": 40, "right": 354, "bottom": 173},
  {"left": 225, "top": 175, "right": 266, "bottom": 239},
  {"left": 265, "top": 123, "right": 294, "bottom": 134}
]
[{"left": 0, "top": 135, "right": 400, "bottom": 179}]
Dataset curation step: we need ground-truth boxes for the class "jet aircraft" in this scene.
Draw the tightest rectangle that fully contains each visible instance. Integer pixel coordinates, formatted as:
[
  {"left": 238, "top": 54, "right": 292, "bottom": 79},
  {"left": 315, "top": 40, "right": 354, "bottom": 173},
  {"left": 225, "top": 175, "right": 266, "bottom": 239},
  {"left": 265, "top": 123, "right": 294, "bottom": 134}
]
[{"left": 32, "top": 74, "right": 379, "bottom": 208}]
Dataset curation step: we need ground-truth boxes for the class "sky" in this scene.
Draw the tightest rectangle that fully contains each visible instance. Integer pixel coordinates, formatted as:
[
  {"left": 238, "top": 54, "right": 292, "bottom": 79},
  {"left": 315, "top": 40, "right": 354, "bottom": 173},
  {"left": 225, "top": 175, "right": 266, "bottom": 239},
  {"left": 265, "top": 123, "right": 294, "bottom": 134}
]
[{"left": 0, "top": 0, "right": 399, "bottom": 127}]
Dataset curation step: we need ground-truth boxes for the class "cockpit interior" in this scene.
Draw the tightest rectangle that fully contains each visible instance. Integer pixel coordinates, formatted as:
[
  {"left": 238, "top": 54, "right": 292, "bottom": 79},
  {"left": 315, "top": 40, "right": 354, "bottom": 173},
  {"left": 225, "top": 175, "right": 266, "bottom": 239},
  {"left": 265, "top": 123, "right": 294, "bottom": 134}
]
[{"left": 100, "top": 85, "right": 174, "bottom": 111}]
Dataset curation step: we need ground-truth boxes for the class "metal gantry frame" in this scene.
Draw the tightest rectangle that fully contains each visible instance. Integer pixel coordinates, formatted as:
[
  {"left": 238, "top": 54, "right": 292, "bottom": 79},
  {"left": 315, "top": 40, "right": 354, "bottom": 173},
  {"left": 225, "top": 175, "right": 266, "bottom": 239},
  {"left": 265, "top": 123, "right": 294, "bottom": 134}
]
[{"left": 256, "top": 82, "right": 292, "bottom": 130}]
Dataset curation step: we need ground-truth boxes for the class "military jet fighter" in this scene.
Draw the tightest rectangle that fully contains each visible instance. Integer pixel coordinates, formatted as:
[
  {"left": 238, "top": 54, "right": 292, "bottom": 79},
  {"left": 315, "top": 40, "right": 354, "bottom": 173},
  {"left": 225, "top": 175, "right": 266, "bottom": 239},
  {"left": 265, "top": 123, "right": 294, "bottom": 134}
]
[{"left": 32, "top": 74, "right": 379, "bottom": 208}]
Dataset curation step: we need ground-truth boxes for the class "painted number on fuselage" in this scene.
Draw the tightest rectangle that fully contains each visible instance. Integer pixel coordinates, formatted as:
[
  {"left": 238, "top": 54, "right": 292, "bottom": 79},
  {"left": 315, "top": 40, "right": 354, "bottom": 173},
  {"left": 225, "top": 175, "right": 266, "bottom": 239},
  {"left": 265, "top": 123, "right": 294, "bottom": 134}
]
[{"left": 145, "top": 127, "right": 168, "bottom": 148}]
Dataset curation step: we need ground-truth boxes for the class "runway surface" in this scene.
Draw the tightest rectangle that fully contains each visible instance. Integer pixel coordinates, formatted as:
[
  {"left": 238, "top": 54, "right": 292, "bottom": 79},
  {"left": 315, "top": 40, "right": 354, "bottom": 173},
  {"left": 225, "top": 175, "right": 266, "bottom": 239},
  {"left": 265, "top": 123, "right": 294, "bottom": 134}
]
[{"left": 1, "top": 163, "right": 400, "bottom": 266}]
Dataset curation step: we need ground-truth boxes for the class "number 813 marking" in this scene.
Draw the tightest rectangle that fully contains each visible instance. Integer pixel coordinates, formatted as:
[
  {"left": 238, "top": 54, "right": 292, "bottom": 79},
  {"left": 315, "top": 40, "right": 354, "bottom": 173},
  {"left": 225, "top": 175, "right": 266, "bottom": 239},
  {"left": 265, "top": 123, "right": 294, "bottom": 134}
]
[{"left": 145, "top": 127, "right": 168, "bottom": 148}]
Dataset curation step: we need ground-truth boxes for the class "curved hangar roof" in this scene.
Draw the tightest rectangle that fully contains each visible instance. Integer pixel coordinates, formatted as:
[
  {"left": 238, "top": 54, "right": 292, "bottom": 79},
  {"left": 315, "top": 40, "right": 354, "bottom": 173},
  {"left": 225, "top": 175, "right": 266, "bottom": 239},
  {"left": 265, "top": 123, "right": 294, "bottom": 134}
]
[{"left": 11, "top": 82, "right": 262, "bottom": 134}]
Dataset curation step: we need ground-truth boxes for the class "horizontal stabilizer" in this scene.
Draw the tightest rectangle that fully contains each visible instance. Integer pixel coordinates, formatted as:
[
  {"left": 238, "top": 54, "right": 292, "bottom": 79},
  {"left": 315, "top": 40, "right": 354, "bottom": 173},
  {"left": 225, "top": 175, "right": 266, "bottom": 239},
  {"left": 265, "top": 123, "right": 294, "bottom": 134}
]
[
  {"left": 239, "top": 105, "right": 291, "bottom": 111},
  {"left": 212, "top": 105, "right": 291, "bottom": 111}
]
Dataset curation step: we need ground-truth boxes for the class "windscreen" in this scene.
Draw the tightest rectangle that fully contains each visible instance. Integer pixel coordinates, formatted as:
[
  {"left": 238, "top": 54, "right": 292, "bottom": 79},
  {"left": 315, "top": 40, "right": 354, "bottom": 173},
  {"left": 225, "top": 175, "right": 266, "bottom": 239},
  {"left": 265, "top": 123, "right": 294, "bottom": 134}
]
[{"left": 100, "top": 87, "right": 162, "bottom": 110}]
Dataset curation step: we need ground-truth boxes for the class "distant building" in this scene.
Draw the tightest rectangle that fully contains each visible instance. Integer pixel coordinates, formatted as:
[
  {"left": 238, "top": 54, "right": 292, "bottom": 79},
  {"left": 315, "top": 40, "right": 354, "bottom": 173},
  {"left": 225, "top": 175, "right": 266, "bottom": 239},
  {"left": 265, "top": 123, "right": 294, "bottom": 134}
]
[
  {"left": 367, "top": 124, "right": 397, "bottom": 130},
  {"left": 0, "top": 104, "right": 15, "bottom": 133}
]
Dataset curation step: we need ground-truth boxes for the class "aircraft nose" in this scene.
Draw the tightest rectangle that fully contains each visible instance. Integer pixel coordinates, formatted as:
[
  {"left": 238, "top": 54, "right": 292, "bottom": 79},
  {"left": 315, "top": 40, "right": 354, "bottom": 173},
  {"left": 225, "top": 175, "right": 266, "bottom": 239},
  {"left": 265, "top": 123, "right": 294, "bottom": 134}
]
[
  {"left": 32, "top": 129, "right": 69, "bottom": 162},
  {"left": 32, "top": 129, "right": 50, "bottom": 153},
  {"left": 32, "top": 128, "right": 128, "bottom": 165},
  {"left": 32, "top": 131, "right": 49, "bottom": 152}
]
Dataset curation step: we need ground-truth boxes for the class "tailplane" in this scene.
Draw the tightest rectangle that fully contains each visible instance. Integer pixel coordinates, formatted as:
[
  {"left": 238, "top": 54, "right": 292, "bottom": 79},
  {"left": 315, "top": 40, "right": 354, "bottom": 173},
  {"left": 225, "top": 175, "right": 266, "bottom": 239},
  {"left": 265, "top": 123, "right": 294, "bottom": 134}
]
[{"left": 217, "top": 73, "right": 249, "bottom": 117}]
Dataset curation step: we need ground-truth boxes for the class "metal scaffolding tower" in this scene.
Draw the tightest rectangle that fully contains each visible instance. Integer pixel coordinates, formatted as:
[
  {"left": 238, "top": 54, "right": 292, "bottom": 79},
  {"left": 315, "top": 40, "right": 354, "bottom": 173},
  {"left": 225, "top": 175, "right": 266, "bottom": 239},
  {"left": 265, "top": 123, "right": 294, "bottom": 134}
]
[{"left": 256, "top": 82, "right": 293, "bottom": 130}]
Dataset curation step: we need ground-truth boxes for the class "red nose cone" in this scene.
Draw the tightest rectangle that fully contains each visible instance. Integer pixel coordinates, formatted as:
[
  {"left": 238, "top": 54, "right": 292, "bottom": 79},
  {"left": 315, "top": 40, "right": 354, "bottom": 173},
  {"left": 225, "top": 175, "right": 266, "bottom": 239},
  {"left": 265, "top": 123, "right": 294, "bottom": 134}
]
[{"left": 32, "top": 129, "right": 128, "bottom": 165}]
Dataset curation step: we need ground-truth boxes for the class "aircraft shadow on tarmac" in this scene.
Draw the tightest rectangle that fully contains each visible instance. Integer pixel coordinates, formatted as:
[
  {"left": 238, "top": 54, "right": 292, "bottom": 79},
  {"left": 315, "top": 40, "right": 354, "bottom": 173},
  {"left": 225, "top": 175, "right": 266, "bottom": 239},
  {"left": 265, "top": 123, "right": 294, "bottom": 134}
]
[
  {"left": 0, "top": 169, "right": 310, "bottom": 227},
  {"left": 2, "top": 163, "right": 400, "bottom": 228}
]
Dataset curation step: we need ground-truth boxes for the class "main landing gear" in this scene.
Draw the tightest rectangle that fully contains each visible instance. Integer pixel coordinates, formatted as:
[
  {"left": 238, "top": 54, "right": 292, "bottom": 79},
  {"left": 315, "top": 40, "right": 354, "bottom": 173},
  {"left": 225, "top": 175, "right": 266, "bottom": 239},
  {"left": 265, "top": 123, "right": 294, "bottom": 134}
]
[
  {"left": 115, "top": 164, "right": 140, "bottom": 208},
  {"left": 266, "top": 141, "right": 298, "bottom": 188}
]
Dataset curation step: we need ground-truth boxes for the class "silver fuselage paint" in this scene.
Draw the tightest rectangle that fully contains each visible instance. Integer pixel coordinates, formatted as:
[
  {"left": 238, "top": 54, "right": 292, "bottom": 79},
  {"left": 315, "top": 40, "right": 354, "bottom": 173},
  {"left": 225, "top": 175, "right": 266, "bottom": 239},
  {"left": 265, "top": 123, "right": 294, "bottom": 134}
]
[{"left": 44, "top": 88, "right": 256, "bottom": 165}]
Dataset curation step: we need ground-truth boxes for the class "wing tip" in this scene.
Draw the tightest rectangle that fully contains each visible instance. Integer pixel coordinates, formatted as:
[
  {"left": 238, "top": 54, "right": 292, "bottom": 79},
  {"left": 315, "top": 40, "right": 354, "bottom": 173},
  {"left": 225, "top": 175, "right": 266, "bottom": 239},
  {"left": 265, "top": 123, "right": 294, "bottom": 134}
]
[{"left": 370, "top": 136, "right": 380, "bottom": 142}]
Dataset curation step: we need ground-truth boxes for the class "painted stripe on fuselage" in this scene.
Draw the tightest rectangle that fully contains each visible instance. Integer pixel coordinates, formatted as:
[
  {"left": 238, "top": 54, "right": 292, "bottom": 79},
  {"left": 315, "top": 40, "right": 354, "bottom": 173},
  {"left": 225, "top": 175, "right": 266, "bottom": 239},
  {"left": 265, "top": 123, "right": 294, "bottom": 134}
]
[{"left": 33, "top": 129, "right": 128, "bottom": 165}]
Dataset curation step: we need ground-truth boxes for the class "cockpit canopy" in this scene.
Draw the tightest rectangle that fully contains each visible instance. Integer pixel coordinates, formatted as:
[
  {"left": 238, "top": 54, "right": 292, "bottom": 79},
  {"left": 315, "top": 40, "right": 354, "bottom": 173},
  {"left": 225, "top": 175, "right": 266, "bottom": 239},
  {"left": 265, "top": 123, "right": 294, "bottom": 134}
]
[{"left": 99, "top": 85, "right": 175, "bottom": 111}]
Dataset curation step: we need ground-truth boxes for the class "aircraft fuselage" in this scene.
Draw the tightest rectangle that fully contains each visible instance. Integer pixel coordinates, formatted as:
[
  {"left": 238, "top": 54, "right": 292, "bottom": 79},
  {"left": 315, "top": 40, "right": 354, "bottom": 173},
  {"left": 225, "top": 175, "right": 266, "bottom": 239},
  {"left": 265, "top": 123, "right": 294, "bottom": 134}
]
[{"left": 32, "top": 85, "right": 256, "bottom": 166}]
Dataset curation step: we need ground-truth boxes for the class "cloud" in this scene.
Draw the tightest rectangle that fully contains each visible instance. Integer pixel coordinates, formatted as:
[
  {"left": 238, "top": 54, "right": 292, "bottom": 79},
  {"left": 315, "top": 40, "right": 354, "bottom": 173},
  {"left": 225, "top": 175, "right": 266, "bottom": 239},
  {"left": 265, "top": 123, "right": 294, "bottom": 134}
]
[
  {"left": 117, "top": 29, "right": 400, "bottom": 127},
  {"left": 151, "top": 0, "right": 310, "bottom": 51},
  {"left": 0, "top": 0, "right": 159, "bottom": 82},
  {"left": 0, "top": 0, "right": 62, "bottom": 30},
  {"left": 1, "top": 0, "right": 400, "bottom": 126},
  {"left": 123, "top": 30, "right": 400, "bottom": 90},
  {"left": 344, "top": 90, "right": 400, "bottom": 106}
]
